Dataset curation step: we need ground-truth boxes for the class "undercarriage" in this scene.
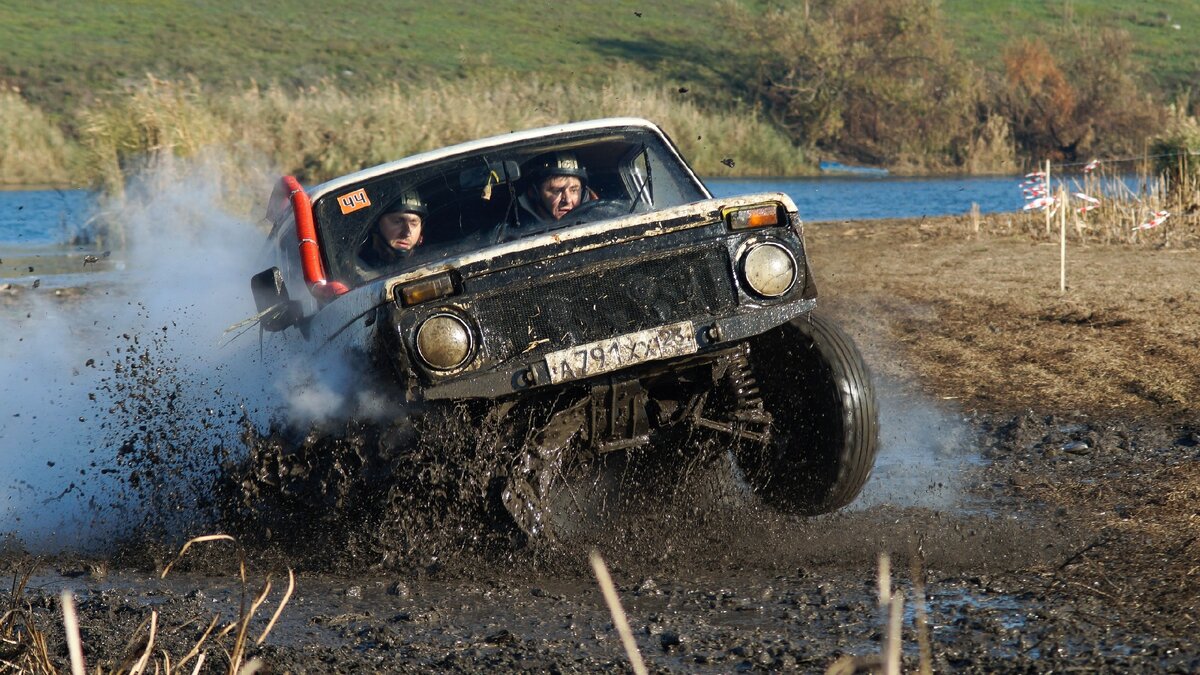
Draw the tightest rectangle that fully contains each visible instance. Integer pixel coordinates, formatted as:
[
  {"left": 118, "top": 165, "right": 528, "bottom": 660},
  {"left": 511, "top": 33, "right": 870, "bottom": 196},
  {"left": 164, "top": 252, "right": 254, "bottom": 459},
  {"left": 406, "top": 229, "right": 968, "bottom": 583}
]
[{"left": 492, "top": 312, "right": 880, "bottom": 541}]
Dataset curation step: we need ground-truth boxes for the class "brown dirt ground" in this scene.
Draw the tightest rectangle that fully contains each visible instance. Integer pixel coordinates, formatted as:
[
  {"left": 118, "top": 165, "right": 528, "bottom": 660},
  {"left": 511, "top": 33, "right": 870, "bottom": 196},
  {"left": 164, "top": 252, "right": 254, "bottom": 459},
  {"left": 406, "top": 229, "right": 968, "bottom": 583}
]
[
  {"left": 811, "top": 215, "right": 1200, "bottom": 420},
  {"left": 816, "top": 214, "right": 1200, "bottom": 649},
  {"left": 3, "top": 215, "right": 1198, "bottom": 672}
]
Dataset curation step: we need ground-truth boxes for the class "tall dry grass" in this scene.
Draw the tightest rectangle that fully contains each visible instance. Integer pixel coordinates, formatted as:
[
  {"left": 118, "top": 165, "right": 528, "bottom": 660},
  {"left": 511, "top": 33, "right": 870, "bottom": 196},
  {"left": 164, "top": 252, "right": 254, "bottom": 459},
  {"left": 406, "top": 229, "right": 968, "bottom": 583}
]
[
  {"left": 1, "top": 535, "right": 292, "bottom": 674},
  {"left": 0, "top": 89, "right": 77, "bottom": 185},
  {"left": 926, "top": 176, "right": 1200, "bottom": 249},
  {"left": 1150, "top": 104, "right": 1200, "bottom": 200},
  {"left": 71, "top": 73, "right": 808, "bottom": 201}
]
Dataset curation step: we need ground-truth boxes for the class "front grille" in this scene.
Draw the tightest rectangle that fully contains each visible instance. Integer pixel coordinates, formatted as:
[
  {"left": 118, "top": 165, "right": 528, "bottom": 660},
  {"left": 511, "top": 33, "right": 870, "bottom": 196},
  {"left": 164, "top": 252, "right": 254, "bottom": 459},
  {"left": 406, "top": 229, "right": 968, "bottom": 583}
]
[{"left": 476, "top": 245, "right": 735, "bottom": 362}]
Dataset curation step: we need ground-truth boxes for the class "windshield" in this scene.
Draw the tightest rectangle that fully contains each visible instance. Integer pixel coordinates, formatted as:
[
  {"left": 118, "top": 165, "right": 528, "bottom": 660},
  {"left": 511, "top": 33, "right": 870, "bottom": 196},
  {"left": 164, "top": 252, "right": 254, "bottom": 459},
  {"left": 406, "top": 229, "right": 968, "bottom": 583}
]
[{"left": 311, "top": 126, "right": 709, "bottom": 286}]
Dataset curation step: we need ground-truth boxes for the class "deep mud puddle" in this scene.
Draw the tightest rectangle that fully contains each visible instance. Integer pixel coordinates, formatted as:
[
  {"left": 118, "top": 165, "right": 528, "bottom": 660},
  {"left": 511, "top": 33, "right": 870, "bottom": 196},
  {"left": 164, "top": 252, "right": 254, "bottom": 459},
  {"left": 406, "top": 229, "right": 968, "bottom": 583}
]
[{"left": 5, "top": 378, "right": 1198, "bottom": 671}]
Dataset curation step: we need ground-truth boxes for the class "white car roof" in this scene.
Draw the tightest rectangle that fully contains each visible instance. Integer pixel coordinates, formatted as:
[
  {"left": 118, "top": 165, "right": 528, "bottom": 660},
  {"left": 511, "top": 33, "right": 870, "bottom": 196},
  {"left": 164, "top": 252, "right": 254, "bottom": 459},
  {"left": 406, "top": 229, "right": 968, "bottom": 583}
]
[{"left": 306, "top": 117, "right": 672, "bottom": 204}]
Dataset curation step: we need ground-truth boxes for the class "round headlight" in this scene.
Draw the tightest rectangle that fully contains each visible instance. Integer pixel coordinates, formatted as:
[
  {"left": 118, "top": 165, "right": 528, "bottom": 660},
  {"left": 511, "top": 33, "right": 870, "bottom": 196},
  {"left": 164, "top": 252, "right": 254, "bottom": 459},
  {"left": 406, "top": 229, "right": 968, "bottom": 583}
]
[
  {"left": 415, "top": 313, "right": 474, "bottom": 370},
  {"left": 741, "top": 242, "right": 798, "bottom": 297}
]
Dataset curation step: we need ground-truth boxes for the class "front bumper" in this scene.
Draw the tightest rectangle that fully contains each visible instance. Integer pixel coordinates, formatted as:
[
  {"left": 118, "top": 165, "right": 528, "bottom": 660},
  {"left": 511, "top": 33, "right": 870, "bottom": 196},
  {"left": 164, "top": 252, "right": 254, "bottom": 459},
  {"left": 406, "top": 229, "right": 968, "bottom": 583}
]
[{"left": 417, "top": 296, "right": 815, "bottom": 400}]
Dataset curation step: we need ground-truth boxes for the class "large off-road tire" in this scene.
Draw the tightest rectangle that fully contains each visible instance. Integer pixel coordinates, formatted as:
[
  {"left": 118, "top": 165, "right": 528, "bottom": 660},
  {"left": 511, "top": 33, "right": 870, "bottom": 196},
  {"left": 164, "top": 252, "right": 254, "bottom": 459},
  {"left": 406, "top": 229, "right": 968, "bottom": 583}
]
[{"left": 735, "top": 310, "right": 879, "bottom": 515}]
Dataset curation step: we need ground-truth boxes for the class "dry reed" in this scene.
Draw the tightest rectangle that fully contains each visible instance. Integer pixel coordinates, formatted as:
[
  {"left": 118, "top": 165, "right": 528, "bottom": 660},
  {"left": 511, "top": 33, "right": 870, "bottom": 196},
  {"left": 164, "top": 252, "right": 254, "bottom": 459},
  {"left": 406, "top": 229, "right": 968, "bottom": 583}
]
[
  {"left": 924, "top": 159, "right": 1200, "bottom": 249},
  {"left": 826, "top": 552, "right": 934, "bottom": 675},
  {"left": 589, "top": 550, "right": 649, "bottom": 675},
  {"left": 0, "top": 89, "right": 77, "bottom": 185},
  {"left": 0, "top": 534, "right": 292, "bottom": 674},
  {"left": 1, "top": 564, "right": 55, "bottom": 672},
  {"left": 59, "top": 590, "right": 85, "bottom": 675},
  {"left": 65, "top": 72, "right": 809, "bottom": 198},
  {"left": 910, "top": 555, "right": 933, "bottom": 675}
]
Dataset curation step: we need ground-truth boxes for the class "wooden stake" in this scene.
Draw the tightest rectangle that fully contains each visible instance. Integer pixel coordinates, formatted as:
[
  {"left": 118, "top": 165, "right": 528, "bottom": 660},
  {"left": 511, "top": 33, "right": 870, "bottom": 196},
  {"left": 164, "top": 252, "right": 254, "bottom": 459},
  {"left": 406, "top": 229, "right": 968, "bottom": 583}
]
[
  {"left": 1044, "top": 159, "right": 1052, "bottom": 235},
  {"left": 1060, "top": 186, "right": 1067, "bottom": 293}
]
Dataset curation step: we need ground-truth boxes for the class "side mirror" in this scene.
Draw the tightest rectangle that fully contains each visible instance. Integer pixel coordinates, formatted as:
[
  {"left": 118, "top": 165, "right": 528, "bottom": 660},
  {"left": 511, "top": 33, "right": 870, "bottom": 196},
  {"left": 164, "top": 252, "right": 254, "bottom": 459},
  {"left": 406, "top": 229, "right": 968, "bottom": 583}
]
[{"left": 250, "top": 267, "right": 302, "bottom": 332}]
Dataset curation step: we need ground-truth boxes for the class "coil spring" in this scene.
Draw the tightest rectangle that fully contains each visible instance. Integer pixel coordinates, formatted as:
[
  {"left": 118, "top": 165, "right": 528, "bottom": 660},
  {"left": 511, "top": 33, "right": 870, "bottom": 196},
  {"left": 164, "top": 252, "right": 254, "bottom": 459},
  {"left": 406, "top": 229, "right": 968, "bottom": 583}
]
[{"left": 728, "top": 344, "right": 767, "bottom": 422}]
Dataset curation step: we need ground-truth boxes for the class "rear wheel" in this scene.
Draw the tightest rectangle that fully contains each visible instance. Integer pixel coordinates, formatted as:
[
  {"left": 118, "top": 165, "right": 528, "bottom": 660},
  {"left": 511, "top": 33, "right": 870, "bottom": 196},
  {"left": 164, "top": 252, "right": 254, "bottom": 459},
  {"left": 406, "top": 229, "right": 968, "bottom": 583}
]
[{"left": 734, "top": 311, "right": 879, "bottom": 514}]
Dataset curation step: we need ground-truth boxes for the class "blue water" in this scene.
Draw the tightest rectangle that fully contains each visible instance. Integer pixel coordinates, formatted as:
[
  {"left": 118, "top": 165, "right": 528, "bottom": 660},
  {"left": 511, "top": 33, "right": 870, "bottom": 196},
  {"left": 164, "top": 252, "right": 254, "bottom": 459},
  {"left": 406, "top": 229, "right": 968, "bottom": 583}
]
[
  {"left": 708, "top": 174, "right": 1156, "bottom": 222},
  {"left": 0, "top": 175, "right": 1149, "bottom": 247},
  {"left": 0, "top": 188, "right": 96, "bottom": 248},
  {"left": 709, "top": 175, "right": 1033, "bottom": 222}
]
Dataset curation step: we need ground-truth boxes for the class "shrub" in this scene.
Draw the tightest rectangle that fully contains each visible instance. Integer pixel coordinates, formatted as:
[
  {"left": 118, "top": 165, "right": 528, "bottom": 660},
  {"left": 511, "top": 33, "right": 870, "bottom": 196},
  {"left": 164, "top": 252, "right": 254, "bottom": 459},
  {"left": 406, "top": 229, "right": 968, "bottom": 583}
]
[
  {"left": 722, "top": 0, "right": 982, "bottom": 171},
  {"left": 996, "top": 31, "right": 1162, "bottom": 162}
]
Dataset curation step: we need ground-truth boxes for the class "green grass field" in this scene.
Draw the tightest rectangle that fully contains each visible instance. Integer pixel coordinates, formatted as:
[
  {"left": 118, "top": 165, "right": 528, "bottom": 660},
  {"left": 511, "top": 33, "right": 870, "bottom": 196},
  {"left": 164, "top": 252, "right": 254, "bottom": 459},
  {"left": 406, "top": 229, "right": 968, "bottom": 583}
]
[
  {"left": 3, "top": 0, "right": 1196, "bottom": 114},
  {"left": 0, "top": 0, "right": 733, "bottom": 114}
]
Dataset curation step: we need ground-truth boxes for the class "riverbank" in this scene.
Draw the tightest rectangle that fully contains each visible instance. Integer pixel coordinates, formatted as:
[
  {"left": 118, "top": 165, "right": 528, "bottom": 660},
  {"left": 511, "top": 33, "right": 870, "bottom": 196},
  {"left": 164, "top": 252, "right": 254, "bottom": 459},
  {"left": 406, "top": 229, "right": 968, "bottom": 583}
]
[{"left": 2, "top": 215, "right": 1196, "bottom": 671}]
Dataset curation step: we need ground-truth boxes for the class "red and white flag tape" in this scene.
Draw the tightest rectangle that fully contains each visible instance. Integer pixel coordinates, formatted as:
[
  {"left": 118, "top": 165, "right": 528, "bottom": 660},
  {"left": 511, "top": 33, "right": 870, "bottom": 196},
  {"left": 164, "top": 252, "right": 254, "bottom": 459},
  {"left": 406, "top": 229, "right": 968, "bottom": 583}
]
[
  {"left": 1133, "top": 210, "right": 1169, "bottom": 230},
  {"left": 1023, "top": 195, "right": 1058, "bottom": 211}
]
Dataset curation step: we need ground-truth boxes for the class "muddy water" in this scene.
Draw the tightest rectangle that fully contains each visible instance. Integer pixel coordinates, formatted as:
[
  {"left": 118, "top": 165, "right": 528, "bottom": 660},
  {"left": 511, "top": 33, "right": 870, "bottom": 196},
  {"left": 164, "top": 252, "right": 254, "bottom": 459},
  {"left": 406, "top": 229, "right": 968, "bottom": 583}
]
[
  {"left": 15, "top": 451, "right": 1154, "bottom": 673},
  {"left": 6, "top": 278, "right": 1193, "bottom": 670},
  {"left": 8, "top": 342, "right": 1198, "bottom": 671}
]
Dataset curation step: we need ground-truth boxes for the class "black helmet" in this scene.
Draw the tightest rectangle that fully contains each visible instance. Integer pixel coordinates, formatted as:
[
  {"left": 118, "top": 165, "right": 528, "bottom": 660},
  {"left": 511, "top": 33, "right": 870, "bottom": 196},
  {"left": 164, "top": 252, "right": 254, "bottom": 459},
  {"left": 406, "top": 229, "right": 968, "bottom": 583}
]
[
  {"left": 525, "top": 151, "right": 588, "bottom": 186},
  {"left": 381, "top": 189, "right": 428, "bottom": 219}
]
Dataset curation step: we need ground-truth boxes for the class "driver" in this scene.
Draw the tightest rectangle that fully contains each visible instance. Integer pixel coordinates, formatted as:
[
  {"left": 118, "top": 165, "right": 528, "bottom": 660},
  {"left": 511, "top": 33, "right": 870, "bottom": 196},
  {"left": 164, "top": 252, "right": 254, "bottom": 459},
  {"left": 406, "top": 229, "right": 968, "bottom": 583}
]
[
  {"left": 357, "top": 189, "right": 427, "bottom": 269},
  {"left": 516, "top": 151, "right": 593, "bottom": 223}
]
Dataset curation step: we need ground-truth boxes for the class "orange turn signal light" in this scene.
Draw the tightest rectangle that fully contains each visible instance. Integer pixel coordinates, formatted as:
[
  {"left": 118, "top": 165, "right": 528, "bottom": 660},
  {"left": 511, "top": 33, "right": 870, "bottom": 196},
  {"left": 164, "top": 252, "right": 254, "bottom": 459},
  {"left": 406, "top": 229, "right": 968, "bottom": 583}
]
[
  {"left": 399, "top": 273, "right": 456, "bottom": 307},
  {"left": 724, "top": 204, "right": 782, "bottom": 230}
]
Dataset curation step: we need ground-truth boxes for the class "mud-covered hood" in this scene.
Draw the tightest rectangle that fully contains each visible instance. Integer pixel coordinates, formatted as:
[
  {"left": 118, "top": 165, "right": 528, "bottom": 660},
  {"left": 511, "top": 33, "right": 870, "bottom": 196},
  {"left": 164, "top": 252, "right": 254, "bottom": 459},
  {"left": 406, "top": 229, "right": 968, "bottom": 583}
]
[{"left": 375, "top": 192, "right": 801, "bottom": 303}]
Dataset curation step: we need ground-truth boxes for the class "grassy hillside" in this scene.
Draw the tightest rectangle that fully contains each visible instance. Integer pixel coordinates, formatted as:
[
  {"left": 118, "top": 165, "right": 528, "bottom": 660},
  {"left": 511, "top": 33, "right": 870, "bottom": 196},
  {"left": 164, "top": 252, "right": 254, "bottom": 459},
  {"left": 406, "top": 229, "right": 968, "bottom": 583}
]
[
  {"left": 1, "top": 1, "right": 1197, "bottom": 187},
  {"left": 3, "top": 1, "right": 1197, "bottom": 114},
  {"left": 0, "top": 0, "right": 728, "bottom": 114}
]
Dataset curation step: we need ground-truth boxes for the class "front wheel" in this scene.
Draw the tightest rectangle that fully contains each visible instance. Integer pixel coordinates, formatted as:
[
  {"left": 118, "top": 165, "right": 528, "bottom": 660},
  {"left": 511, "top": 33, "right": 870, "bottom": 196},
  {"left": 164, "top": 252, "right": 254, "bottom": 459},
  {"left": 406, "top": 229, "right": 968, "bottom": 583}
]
[{"left": 734, "top": 311, "right": 879, "bottom": 515}]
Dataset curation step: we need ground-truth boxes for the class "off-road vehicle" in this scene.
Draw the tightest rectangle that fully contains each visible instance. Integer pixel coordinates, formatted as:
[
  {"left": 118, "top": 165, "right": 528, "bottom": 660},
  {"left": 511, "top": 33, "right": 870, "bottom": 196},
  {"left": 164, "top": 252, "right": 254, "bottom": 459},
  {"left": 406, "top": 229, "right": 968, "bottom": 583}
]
[{"left": 251, "top": 118, "right": 879, "bottom": 537}]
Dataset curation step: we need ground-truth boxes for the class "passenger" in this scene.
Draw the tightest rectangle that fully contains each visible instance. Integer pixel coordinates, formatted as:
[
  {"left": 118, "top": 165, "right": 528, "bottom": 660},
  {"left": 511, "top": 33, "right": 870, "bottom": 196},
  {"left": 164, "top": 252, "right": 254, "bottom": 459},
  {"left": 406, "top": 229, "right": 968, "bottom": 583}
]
[
  {"left": 517, "top": 151, "right": 592, "bottom": 223},
  {"left": 358, "top": 190, "right": 427, "bottom": 268}
]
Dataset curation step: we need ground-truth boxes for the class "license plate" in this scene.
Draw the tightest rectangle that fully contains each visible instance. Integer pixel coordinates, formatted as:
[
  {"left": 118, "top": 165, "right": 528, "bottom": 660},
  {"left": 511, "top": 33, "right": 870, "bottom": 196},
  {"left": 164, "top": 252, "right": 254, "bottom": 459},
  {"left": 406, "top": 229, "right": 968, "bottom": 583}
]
[{"left": 545, "top": 321, "right": 698, "bottom": 384}]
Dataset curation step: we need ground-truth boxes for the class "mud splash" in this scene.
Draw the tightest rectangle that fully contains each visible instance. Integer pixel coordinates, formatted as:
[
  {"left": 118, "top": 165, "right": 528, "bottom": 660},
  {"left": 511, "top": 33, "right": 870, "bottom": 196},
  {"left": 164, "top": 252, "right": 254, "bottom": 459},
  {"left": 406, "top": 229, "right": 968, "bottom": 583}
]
[
  {"left": 212, "top": 387, "right": 1014, "bottom": 583},
  {"left": 1, "top": 156, "right": 283, "bottom": 550},
  {"left": 852, "top": 377, "right": 983, "bottom": 512},
  {"left": 218, "top": 398, "right": 772, "bottom": 575},
  {"left": 218, "top": 403, "right": 517, "bottom": 572}
]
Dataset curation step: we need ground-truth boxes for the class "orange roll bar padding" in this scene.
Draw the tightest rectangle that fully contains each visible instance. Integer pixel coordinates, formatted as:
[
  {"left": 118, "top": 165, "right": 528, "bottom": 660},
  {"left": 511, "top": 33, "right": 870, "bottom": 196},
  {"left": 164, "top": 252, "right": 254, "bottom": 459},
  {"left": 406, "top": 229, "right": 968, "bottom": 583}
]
[{"left": 283, "top": 175, "right": 349, "bottom": 299}]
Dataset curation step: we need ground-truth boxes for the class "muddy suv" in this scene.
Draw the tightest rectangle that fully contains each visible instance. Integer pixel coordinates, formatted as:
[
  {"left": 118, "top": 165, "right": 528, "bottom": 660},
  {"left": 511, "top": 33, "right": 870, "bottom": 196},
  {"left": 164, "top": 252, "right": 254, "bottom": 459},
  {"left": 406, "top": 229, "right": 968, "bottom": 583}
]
[{"left": 251, "top": 118, "right": 878, "bottom": 537}]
